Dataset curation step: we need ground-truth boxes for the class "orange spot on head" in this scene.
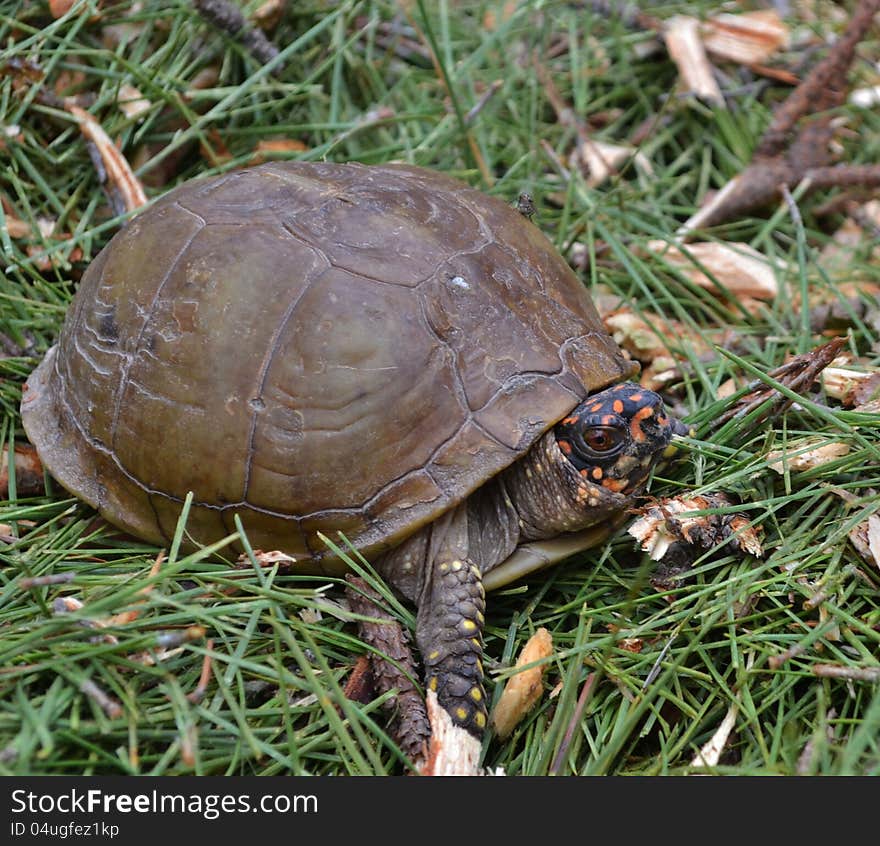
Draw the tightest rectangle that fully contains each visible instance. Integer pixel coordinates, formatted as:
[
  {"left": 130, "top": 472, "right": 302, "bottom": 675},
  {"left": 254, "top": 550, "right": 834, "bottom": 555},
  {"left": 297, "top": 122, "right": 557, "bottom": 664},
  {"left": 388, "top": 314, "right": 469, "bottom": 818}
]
[
  {"left": 589, "top": 403, "right": 602, "bottom": 413},
  {"left": 629, "top": 405, "right": 653, "bottom": 442},
  {"left": 601, "top": 477, "right": 628, "bottom": 492},
  {"left": 602, "top": 414, "right": 615, "bottom": 426},
  {"left": 591, "top": 466, "right": 603, "bottom": 480},
  {"left": 562, "top": 416, "right": 579, "bottom": 425},
  {"left": 579, "top": 468, "right": 589, "bottom": 478},
  {"left": 612, "top": 399, "right": 624, "bottom": 413},
  {"left": 558, "top": 439, "right": 572, "bottom": 455},
  {"left": 629, "top": 393, "right": 643, "bottom": 403}
]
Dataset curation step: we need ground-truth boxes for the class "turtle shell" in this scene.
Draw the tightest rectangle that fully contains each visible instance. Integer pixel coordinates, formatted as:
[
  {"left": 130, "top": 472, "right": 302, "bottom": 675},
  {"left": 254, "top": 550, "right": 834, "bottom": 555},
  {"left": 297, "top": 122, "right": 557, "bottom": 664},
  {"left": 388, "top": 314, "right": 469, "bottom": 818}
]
[{"left": 21, "top": 162, "right": 635, "bottom": 571}]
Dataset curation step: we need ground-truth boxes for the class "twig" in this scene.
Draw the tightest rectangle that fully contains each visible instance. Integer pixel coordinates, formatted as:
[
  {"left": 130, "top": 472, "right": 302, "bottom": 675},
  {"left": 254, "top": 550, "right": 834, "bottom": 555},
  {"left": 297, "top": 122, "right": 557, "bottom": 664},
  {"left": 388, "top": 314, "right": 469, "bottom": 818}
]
[
  {"left": 187, "top": 639, "right": 214, "bottom": 703},
  {"left": 193, "top": 0, "right": 283, "bottom": 75},
  {"left": 714, "top": 337, "right": 847, "bottom": 428},
  {"left": 80, "top": 678, "right": 123, "bottom": 719},
  {"left": 812, "top": 664, "right": 880, "bottom": 682},
  {"left": 20, "top": 573, "right": 75, "bottom": 589}
]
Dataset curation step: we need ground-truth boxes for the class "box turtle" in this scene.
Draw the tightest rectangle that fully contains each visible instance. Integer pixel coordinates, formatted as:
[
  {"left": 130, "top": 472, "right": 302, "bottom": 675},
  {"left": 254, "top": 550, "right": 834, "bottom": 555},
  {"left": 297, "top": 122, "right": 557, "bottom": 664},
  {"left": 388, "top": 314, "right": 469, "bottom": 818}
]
[{"left": 21, "top": 161, "right": 685, "bottom": 743}]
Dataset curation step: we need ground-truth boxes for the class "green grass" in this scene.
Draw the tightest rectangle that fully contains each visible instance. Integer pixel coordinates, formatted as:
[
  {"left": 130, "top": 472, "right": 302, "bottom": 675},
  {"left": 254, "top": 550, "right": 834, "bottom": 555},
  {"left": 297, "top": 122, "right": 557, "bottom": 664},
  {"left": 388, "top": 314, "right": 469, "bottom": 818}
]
[{"left": 1, "top": 0, "right": 879, "bottom": 775}]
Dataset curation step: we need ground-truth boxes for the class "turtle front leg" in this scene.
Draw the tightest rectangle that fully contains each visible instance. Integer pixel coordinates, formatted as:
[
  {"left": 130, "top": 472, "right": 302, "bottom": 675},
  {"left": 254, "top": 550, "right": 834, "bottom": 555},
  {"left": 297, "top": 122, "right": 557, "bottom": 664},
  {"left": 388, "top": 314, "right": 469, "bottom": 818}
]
[{"left": 415, "top": 511, "right": 488, "bottom": 738}]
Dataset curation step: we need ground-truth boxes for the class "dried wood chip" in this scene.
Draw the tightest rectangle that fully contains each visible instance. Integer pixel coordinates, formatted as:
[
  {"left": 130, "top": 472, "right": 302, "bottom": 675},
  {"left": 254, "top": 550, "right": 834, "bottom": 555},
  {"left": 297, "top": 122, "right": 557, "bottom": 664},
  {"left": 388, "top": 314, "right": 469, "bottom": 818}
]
[
  {"left": 250, "top": 138, "right": 309, "bottom": 164},
  {"left": 253, "top": 0, "right": 286, "bottom": 30},
  {"left": 848, "top": 513, "right": 880, "bottom": 570},
  {"left": 491, "top": 627, "right": 553, "bottom": 739},
  {"left": 663, "top": 16, "right": 724, "bottom": 106},
  {"left": 701, "top": 11, "right": 789, "bottom": 66},
  {"left": 421, "top": 690, "right": 483, "bottom": 776},
  {"left": 821, "top": 366, "right": 880, "bottom": 407},
  {"left": 235, "top": 549, "right": 297, "bottom": 571},
  {"left": 647, "top": 239, "right": 782, "bottom": 300},
  {"left": 691, "top": 703, "right": 738, "bottom": 767},
  {"left": 767, "top": 439, "right": 851, "bottom": 473},
  {"left": 117, "top": 83, "right": 151, "bottom": 121},
  {"left": 570, "top": 138, "right": 652, "bottom": 187},
  {"left": 628, "top": 493, "right": 764, "bottom": 561}
]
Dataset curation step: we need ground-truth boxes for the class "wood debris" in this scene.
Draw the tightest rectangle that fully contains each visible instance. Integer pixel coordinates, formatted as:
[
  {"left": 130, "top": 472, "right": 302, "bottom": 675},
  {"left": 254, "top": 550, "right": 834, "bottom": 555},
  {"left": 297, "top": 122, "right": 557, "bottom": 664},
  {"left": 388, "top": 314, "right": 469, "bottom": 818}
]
[
  {"left": 714, "top": 337, "right": 847, "bottom": 430},
  {"left": 691, "top": 703, "right": 738, "bottom": 767},
  {"left": 193, "top": 0, "right": 284, "bottom": 75},
  {"left": 628, "top": 493, "right": 764, "bottom": 562},
  {"left": 818, "top": 200, "right": 880, "bottom": 266},
  {"left": 116, "top": 83, "right": 151, "bottom": 121},
  {"left": 534, "top": 54, "right": 651, "bottom": 187},
  {"left": 235, "top": 548, "right": 297, "bottom": 570},
  {"left": 701, "top": 11, "right": 789, "bottom": 66},
  {"left": 420, "top": 690, "right": 483, "bottom": 776},
  {"left": 767, "top": 439, "right": 851, "bottom": 473},
  {"left": 79, "top": 678, "right": 123, "bottom": 719},
  {"left": 821, "top": 364, "right": 880, "bottom": 408},
  {"left": 647, "top": 239, "right": 782, "bottom": 301},
  {"left": 848, "top": 512, "right": 880, "bottom": 571},
  {"left": 663, "top": 16, "right": 724, "bottom": 106},
  {"left": 249, "top": 138, "right": 309, "bottom": 164},
  {"left": 812, "top": 663, "right": 880, "bottom": 682},
  {"left": 491, "top": 627, "right": 553, "bottom": 739},
  {"left": 680, "top": 0, "right": 880, "bottom": 235}
]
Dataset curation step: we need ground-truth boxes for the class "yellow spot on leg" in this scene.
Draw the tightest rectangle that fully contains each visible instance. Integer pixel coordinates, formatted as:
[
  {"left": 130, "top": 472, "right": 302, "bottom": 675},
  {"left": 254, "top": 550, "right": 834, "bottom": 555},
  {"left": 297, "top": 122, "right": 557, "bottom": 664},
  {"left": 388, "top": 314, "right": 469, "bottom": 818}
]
[
  {"left": 456, "top": 707, "right": 468, "bottom": 722},
  {"left": 428, "top": 677, "right": 438, "bottom": 692},
  {"left": 474, "top": 711, "right": 487, "bottom": 729},
  {"left": 461, "top": 619, "right": 477, "bottom": 632},
  {"left": 452, "top": 560, "right": 463, "bottom": 571},
  {"left": 428, "top": 650, "right": 440, "bottom": 660},
  {"left": 470, "top": 687, "right": 482, "bottom": 702}
]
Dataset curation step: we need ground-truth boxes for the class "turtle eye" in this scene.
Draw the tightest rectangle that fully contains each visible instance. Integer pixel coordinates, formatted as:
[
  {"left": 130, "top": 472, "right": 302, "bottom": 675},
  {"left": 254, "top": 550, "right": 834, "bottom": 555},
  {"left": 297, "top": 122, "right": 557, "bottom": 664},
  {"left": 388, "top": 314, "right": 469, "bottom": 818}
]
[{"left": 577, "top": 426, "right": 625, "bottom": 459}]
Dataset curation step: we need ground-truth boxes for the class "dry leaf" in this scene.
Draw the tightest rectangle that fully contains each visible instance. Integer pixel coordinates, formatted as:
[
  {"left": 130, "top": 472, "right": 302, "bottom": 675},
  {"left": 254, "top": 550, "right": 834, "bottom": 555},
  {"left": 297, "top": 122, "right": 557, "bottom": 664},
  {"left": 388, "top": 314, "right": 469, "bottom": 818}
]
[
  {"left": 647, "top": 239, "right": 782, "bottom": 300},
  {"left": 663, "top": 16, "right": 724, "bottom": 106},
  {"left": 491, "top": 627, "right": 553, "bottom": 739},
  {"left": 767, "top": 440, "right": 851, "bottom": 473},
  {"left": 628, "top": 493, "right": 764, "bottom": 561},
  {"left": 64, "top": 101, "right": 147, "bottom": 212},
  {"left": 701, "top": 11, "right": 789, "bottom": 66}
]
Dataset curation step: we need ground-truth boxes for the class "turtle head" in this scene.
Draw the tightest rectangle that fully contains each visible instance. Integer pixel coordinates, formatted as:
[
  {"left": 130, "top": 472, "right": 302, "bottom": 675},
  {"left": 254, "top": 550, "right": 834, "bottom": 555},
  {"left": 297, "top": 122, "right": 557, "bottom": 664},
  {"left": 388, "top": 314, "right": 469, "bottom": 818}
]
[{"left": 554, "top": 382, "right": 687, "bottom": 497}]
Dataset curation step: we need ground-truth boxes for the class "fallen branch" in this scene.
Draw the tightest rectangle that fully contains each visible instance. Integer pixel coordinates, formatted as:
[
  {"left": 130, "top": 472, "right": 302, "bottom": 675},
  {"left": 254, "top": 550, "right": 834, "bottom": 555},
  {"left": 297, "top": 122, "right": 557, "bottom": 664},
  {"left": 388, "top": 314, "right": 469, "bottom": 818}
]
[{"left": 680, "top": 0, "right": 880, "bottom": 234}]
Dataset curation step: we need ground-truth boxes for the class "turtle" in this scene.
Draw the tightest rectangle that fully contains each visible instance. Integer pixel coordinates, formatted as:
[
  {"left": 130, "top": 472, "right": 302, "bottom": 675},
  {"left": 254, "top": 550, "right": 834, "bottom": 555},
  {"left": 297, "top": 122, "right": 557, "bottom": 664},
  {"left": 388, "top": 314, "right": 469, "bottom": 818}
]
[{"left": 20, "top": 161, "right": 685, "bottom": 744}]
